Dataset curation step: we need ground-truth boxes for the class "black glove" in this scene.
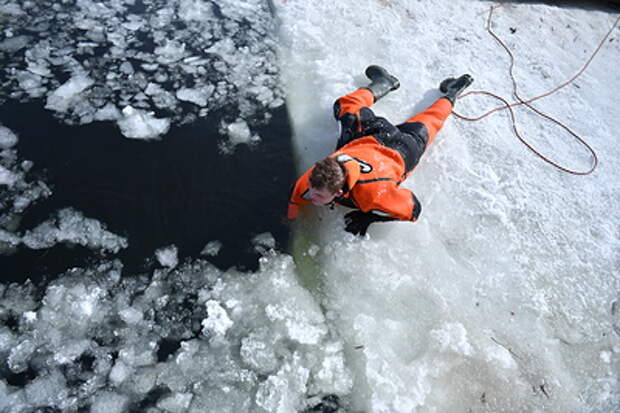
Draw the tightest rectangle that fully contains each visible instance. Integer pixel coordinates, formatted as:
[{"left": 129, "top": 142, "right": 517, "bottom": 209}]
[
  {"left": 344, "top": 210, "right": 394, "bottom": 236},
  {"left": 359, "top": 107, "right": 399, "bottom": 140}
]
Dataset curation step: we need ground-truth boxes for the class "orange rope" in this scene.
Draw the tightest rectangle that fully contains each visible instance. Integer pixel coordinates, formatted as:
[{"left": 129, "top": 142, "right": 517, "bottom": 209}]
[{"left": 453, "top": 4, "right": 619, "bottom": 175}]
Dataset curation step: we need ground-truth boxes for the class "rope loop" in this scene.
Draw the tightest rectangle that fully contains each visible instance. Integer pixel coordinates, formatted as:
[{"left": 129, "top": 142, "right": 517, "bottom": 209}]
[{"left": 453, "top": 4, "right": 619, "bottom": 175}]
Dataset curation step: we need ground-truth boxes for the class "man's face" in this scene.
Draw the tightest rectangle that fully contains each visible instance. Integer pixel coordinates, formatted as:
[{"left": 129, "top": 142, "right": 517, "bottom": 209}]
[{"left": 309, "top": 186, "right": 342, "bottom": 206}]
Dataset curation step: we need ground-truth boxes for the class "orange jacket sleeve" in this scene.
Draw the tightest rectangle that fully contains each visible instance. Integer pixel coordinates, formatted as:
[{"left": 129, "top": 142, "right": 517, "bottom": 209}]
[
  {"left": 354, "top": 180, "right": 421, "bottom": 222},
  {"left": 287, "top": 168, "right": 313, "bottom": 219}
]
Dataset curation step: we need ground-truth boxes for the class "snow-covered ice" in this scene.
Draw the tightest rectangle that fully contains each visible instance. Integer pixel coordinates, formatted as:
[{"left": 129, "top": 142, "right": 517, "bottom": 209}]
[{"left": 278, "top": 1, "right": 620, "bottom": 412}]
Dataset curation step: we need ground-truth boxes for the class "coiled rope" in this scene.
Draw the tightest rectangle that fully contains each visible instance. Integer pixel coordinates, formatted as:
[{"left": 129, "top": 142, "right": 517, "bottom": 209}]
[{"left": 453, "top": 4, "right": 619, "bottom": 175}]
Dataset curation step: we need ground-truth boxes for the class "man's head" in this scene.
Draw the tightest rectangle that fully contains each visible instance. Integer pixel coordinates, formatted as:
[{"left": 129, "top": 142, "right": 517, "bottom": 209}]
[{"left": 309, "top": 157, "right": 345, "bottom": 205}]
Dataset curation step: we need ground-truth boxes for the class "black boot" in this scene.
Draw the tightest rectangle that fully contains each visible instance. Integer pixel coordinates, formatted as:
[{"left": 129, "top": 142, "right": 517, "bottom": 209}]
[
  {"left": 364, "top": 65, "right": 400, "bottom": 102},
  {"left": 439, "top": 74, "right": 474, "bottom": 105}
]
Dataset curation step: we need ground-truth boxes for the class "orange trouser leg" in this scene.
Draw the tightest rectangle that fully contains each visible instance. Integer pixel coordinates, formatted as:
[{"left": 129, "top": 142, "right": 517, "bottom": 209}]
[
  {"left": 334, "top": 88, "right": 374, "bottom": 118},
  {"left": 404, "top": 98, "right": 452, "bottom": 147}
]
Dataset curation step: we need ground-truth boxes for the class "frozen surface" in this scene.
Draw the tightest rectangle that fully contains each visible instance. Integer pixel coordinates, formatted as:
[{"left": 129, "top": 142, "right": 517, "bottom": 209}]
[
  {"left": 0, "top": 0, "right": 283, "bottom": 141},
  {"left": 1, "top": 1, "right": 619, "bottom": 413},
  {"left": 278, "top": 1, "right": 620, "bottom": 412}
]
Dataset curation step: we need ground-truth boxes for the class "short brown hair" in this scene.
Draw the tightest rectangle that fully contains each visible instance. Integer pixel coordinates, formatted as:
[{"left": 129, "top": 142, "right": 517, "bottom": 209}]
[{"left": 310, "top": 157, "right": 346, "bottom": 193}]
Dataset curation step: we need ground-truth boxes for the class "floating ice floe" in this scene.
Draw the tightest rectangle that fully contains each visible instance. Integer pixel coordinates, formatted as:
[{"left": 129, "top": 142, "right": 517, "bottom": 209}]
[
  {"left": 200, "top": 240, "right": 222, "bottom": 256},
  {"left": 0, "top": 125, "right": 18, "bottom": 149},
  {"left": 45, "top": 74, "right": 95, "bottom": 113},
  {"left": 117, "top": 106, "right": 170, "bottom": 140},
  {"left": 175, "top": 86, "right": 214, "bottom": 107},
  {"left": 219, "top": 118, "right": 261, "bottom": 153},
  {"left": 0, "top": 164, "right": 19, "bottom": 187},
  {"left": 21, "top": 207, "right": 128, "bottom": 253},
  {"left": 155, "top": 244, "right": 179, "bottom": 268}
]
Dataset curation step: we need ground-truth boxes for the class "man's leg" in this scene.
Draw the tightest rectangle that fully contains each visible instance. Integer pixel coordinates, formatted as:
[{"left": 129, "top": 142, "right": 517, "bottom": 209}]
[
  {"left": 397, "top": 97, "right": 453, "bottom": 148},
  {"left": 333, "top": 66, "right": 399, "bottom": 149},
  {"left": 333, "top": 88, "right": 375, "bottom": 149},
  {"left": 397, "top": 74, "right": 473, "bottom": 150}
]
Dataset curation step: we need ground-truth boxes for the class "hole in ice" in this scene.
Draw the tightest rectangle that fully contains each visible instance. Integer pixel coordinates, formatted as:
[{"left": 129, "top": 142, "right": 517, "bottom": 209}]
[
  {"left": 77, "top": 353, "right": 96, "bottom": 372},
  {"left": 0, "top": 101, "right": 294, "bottom": 282},
  {"left": 156, "top": 338, "right": 182, "bottom": 362},
  {"left": 5, "top": 365, "right": 38, "bottom": 386},
  {"left": 304, "top": 394, "right": 341, "bottom": 413},
  {"left": 3, "top": 313, "right": 19, "bottom": 331},
  {"left": 130, "top": 386, "right": 171, "bottom": 412}
]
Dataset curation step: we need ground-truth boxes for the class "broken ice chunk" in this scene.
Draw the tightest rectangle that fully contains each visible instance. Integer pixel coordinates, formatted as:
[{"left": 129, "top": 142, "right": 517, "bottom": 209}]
[
  {"left": 0, "top": 125, "right": 18, "bottom": 148},
  {"left": 155, "top": 245, "right": 179, "bottom": 268},
  {"left": 176, "top": 85, "right": 214, "bottom": 107},
  {"left": 253, "top": 232, "right": 276, "bottom": 254},
  {"left": 202, "top": 300, "right": 233, "bottom": 336},
  {"left": 240, "top": 331, "right": 278, "bottom": 374},
  {"left": 90, "top": 392, "right": 129, "bottom": 413},
  {"left": 157, "top": 392, "right": 194, "bottom": 413},
  {"left": 155, "top": 40, "right": 187, "bottom": 64},
  {"left": 21, "top": 208, "right": 128, "bottom": 253},
  {"left": 24, "top": 370, "right": 68, "bottom": 409},
  {"left": 45, "top": 74, "right": 94, "bottom": 113},
  {"left": 0, "top": 35, "right": 31, "bottom": 53},
  {"left": 94, "top": 103, "right": 121, "bottom": 121},
  {"left": 0, "top": 327, "right": 16, "bottom": 353},
  {"left": 8, "top": 339, "right": 36, "bottom": 373},
  {"left": 109, "top": 360, "right": 133, "bottom": 386},
  {"left": 117, "top": 105, "right": 170, "bottom": 140},
  {"left": 200, "top": 240, "right": 222, "bottom": 256},
  {"left": 227, "top": 119, "right": 252, "bottom": 145},
  {"left": 0, "top": 164, "right": 19, "bottom": 187},
  {"left": 219, "top": 118, "right": 260, "bottom": 153},
  {"left": 119, "top": 307, "right": 143, "bottom": 324}
]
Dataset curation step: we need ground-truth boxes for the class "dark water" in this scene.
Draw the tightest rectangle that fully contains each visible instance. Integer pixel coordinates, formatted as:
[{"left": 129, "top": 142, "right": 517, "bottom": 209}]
[{"left": 0, "top": 100, "right": 294, "bottom": 283}]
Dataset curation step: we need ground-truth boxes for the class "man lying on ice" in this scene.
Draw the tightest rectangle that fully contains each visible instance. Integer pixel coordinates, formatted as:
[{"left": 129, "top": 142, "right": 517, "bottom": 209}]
[{"left": 287, "top": 65, "right": 473, "bottom": 236}]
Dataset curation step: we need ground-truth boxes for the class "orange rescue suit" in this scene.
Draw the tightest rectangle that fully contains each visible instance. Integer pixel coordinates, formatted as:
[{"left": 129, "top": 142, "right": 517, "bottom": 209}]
[
  {"left": 287, "top": 88, "right": 452, "bottom": 223},
  {"left": 287, "top": 138, "right": 420, "bottom": 221}
]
